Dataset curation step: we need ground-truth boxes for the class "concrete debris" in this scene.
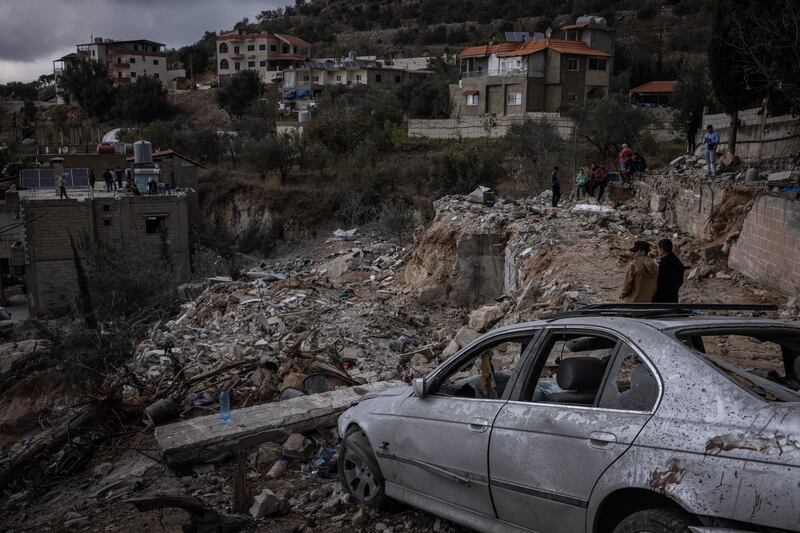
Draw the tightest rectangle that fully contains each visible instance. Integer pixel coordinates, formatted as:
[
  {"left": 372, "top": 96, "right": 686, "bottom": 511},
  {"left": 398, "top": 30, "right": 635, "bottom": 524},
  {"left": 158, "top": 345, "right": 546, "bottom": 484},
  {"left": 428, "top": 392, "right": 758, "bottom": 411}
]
[
  {"left": 249, "top": 487, "right": 285, "bottom": 519},
  {"left": 282, "top": 433, "right": 315, "bottom": 460},
  {"left": 155, "top": 380, "right": 403, "bottom": 465},
  {"left": 767, "top": 171, "right": 799, "bottom": 183},
  {"left": 467, "top": 185, "right": 497, "bottom": 206},
  {"left": 467, "top": 304, "right": 507, "bottom": 333}
]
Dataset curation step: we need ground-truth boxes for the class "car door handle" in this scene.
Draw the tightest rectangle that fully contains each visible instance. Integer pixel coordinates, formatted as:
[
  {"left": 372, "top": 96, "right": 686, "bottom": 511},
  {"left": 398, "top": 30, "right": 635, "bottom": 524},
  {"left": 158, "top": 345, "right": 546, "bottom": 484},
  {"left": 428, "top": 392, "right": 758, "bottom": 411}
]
[
  {"left": 468, "top": 417, "right": 490, "bottom": 433},
  {"left": 589, "top": 432, "right": 617, "bottom": 448}
]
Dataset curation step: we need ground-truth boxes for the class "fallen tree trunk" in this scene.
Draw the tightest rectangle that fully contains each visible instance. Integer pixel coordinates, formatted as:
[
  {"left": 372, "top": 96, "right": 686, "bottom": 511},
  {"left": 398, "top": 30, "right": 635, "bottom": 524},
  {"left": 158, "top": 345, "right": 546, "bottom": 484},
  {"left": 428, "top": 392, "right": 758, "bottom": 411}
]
[{"left": 155, "top": 380, "right": 404, "bottom": 465}]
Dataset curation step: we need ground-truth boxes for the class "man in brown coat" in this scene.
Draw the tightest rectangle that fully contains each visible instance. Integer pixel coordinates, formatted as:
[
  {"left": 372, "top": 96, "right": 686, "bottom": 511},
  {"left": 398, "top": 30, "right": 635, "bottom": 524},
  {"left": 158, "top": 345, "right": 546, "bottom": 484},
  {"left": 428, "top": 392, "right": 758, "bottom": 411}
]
[{"left": 620, "top": 241, "right": 658, "bottom": 303}]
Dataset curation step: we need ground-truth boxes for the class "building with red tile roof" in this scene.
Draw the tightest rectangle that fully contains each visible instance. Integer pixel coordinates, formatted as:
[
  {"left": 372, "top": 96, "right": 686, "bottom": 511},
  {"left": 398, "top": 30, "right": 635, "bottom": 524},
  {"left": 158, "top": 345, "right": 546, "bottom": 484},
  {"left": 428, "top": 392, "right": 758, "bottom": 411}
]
[
  {"left": 629, "top": 81, "right": 677, "bottom": 107},
  {"left": 452, "top": 17, "right": 614, "bottom": 117}
]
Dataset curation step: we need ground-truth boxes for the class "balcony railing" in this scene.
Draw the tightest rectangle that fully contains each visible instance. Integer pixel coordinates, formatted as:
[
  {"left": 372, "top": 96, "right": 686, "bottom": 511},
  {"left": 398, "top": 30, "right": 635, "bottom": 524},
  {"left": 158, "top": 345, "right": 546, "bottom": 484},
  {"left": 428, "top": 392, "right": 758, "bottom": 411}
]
[{"left": 461, "top": 68, "right": 543, "bottom": 78}]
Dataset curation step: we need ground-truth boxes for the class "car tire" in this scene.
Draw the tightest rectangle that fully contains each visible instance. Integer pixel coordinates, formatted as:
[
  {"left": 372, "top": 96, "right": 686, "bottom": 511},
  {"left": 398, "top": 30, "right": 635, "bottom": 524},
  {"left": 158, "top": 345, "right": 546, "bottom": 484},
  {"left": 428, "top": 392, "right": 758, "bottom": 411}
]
[
  {"left": 339, "top": 426, "right": 387, "bottom": 507},
  {"left": 613, "top": 508, "right": 694, "bottom": 533}
]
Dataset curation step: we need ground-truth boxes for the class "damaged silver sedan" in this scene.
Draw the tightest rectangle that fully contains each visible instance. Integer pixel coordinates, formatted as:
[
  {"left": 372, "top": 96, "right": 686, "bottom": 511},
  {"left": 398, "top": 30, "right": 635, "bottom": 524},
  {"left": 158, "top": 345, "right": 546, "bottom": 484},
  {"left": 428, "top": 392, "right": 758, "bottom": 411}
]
[{"left": 337, "top": 305, "right": 800, "bottom": 533}]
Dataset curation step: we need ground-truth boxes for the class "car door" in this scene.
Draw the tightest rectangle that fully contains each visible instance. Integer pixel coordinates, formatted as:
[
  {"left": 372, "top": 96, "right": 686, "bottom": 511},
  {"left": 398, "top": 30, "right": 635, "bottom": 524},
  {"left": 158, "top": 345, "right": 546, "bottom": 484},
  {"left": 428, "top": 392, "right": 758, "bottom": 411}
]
[
  {"left": 488, "top": 328, "right": 661, "bottom": 532},
  {"left": 375, "top": 330, "right": 539, "bottom": 519}
]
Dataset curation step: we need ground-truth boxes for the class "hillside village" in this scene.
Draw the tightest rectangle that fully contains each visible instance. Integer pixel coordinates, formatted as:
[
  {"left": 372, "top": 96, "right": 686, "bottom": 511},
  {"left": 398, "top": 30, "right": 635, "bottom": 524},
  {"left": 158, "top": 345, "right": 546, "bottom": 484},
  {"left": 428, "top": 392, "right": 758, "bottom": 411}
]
[{"left": 0, "top": 0, "right": 799, "bottom": 532}]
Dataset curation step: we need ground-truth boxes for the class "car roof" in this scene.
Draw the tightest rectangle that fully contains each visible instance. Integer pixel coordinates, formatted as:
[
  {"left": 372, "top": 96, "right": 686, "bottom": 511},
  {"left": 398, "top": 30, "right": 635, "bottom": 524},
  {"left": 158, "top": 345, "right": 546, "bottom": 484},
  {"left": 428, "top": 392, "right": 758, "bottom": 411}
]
[{"left": 491, "top": 315, "right": 800, "bottom": 336}]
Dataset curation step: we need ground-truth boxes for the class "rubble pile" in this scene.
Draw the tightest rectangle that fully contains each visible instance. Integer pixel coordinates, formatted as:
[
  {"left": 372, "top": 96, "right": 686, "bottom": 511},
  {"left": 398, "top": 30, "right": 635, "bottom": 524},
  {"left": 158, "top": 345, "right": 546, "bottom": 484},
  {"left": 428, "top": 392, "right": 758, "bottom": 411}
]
[{"left": 129, "top": 234, "right": 460, "bottom": 422}]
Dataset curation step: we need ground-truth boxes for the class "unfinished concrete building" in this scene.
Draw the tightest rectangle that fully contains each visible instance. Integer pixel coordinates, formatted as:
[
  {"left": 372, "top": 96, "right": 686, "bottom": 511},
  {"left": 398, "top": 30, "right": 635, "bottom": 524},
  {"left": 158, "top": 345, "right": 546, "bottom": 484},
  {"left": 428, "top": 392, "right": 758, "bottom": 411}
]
[{"left": 0, "top": 159, "right": 192, "bottom": 317}]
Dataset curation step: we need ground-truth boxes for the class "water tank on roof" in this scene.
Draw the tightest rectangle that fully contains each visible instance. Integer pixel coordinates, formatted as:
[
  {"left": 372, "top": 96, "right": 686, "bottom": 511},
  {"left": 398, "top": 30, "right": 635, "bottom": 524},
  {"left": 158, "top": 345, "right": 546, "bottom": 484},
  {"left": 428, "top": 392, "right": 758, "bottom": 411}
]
[
  {"left": 576, "top": 15, "right": 607, "bottom": 27},
  {"left": 133, "top": 140, "right": 153, "bottom": 164}
]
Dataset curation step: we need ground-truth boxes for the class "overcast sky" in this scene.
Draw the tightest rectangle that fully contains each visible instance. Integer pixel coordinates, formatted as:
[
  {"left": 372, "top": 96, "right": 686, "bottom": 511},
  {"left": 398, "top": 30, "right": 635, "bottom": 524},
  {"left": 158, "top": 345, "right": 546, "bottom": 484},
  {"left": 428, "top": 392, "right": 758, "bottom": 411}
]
[{"left": 0, "top": 0, "right": 285, "bottom": 83}]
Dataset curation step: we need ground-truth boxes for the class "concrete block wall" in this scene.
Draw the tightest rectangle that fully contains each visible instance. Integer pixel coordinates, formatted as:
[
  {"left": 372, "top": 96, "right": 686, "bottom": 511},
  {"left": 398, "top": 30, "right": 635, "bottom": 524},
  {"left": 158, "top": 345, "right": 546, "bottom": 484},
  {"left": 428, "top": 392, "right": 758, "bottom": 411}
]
[
  {"left": 696, "top": 108, "right": 800, "bottom": 161},
  {"left": 408, "top": 113, "right": 574, "bottom": 140},
  {"left": 729, "top": 195, "right": 800, "bottom": 297}
]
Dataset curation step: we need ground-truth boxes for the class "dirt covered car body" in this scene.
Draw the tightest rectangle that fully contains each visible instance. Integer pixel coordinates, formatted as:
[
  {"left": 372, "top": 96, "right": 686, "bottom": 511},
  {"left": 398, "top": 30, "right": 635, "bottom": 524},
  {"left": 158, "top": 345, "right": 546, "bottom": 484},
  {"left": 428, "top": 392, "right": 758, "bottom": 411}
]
[{"left": 338, "top": 310, "right": 800, "bottom": 533}]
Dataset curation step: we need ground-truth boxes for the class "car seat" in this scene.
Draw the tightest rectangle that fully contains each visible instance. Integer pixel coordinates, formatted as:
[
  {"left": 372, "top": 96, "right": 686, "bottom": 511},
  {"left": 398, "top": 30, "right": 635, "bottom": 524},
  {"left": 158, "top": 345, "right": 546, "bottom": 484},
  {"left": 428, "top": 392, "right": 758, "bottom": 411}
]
[{"left": 544, "top": 357, "right": 606, "bottom": 405}]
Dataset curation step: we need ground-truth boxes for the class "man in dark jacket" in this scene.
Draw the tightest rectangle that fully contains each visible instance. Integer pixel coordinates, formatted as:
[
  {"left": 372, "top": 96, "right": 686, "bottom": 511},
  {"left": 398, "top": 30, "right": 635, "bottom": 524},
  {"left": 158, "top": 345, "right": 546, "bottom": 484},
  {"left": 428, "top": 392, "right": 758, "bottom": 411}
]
[
  {"left": 551, "top": 166, "right": 561, "bottom": 208},
  {"left": 653, "top": 238, "right": 685, "bottom": 303}
]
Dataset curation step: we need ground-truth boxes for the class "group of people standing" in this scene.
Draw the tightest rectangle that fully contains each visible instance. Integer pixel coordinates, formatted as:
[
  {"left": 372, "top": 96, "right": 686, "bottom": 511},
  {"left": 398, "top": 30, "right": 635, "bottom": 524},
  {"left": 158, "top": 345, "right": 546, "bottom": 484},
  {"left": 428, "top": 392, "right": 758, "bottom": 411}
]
[
  {"left": 620, "top": 239, "right": 686, "bottom": 303},
  {"left": 550, "top": 144, "right": 648, "bottom": 208},
  {"left": 101, "top": 167, "right": 128, "bottom": 193}
]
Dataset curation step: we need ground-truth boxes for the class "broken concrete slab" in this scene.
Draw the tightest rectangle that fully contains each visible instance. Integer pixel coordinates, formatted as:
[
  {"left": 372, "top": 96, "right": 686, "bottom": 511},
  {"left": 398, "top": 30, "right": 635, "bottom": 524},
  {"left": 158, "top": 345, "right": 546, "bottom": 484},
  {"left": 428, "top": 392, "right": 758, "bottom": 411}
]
[
  {"left": 767, "top": 171, "right": 799, "bottom": 183},
  {"left": 453, "top": 326, "right": 480, "bottom": 348},
  {"left": 155, "top": 380, "right": 404, "bottom": 465}
]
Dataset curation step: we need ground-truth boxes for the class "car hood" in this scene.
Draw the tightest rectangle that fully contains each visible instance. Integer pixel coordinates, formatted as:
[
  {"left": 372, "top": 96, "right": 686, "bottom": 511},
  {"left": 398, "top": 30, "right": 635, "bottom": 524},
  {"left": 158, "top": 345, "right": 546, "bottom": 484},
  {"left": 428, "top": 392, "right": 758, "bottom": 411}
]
[
  {"left": 358, "top": 385, "right": 410, "bottom": 403},
  {"left": 704, "top": 404, "right": 800, "bottom": 466}
]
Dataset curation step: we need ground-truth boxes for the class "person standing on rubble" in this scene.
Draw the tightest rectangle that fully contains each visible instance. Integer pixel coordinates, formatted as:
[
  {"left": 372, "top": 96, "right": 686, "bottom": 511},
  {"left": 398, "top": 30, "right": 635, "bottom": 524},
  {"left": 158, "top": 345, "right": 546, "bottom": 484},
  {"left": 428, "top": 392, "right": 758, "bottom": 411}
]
[
  {"left": 575, "top": 167, "right": 589, "bottom": 199},
  {"left": 103, "top": 168, "right": 113, "bottom": 192},
  {"left": 703, "top": 124, "right": 720, "bottom": 176},
  {"left": 619, "top": 143, "right": 634, "bottom": 180},
  {"left": 588, "top": 162, "right": 598, "bottom": 195},
  {"left": 653, "top": 239, "right": 685, "bottom": 303},
  {"left": 551, "top": 166, "right": 561, "bottom": 208},
  {"left": 56, "top": 173, "right": 69, "bottom": 199},
  {"left": 594, "top": 164, "right": 609, "bottom": 202},
  {"left": 620, "top": 240, "right": 658, "bottom": 303}
]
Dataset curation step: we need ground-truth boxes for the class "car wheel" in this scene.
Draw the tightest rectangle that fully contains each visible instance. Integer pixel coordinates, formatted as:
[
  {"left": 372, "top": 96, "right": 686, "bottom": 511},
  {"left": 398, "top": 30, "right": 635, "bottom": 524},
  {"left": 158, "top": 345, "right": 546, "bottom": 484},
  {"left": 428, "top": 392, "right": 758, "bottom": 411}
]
[
  {"left": 613, "top": 508, "right": 694, "bottom": 533},
  {"left": 339, "top": 426, "right": 386, "bottom": 507}
]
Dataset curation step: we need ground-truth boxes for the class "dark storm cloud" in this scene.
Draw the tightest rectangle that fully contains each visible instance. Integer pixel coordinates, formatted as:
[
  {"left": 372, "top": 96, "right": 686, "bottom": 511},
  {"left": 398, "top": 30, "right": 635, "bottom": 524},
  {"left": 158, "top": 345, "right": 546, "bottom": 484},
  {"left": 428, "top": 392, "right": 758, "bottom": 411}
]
[{"left": 0, "top": 0, "right": 284, "bottom": 81}]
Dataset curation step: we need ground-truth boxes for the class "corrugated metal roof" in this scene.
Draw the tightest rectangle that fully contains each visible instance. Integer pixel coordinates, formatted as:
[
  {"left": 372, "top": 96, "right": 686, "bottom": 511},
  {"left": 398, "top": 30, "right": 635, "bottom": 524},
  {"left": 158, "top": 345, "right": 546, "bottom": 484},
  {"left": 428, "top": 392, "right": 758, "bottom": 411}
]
[{"left": 630, "top": 81, "right": 678, "bottom": 94}]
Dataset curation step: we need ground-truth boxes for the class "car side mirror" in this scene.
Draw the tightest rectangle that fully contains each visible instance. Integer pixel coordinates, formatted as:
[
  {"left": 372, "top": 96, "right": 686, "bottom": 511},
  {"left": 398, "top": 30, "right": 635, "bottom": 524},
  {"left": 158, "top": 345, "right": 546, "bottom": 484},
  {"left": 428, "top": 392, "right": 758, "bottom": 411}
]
[{"left": 412, "top": 377, "right": 427, "bottom": 398}]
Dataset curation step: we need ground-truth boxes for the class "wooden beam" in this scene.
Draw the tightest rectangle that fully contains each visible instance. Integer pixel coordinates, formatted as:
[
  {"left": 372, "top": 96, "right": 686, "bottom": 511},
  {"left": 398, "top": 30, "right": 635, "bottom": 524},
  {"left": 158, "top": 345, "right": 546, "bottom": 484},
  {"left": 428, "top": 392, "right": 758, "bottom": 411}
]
[{"left": 155, "top": 380, "right": 404, "bottom": 465}]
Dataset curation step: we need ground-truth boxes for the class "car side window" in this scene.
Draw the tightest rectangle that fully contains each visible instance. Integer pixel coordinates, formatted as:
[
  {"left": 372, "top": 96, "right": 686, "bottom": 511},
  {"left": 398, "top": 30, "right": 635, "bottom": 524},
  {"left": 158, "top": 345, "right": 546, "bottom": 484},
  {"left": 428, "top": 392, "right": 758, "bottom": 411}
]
[
  {"left": 522, "top": 331, "right": 618, "bottom": 406},
  {"left": 433, "top": 335, "right": 534, "bottom": 400},
  {"left": 598, "top": 344, "right": 659, "bottom": 411}
]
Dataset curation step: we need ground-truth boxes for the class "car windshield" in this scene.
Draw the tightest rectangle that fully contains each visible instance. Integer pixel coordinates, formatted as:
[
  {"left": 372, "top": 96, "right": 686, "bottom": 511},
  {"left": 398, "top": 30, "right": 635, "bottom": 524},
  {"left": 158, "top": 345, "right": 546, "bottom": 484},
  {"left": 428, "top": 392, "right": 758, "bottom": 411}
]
[{"left": 676, "top": 329, "right": 800, "bottom": 402}]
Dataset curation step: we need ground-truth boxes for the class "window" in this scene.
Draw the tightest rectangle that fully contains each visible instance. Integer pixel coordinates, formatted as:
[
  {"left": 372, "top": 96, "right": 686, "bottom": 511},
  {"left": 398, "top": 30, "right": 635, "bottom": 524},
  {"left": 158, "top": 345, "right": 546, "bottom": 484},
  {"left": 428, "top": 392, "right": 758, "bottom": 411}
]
[
  {"left": 283, "top": 45, "right": 289, "bottom": 53},
  {"left": 466, "top": 94, "right": 478, "bottom": 106},
  {"left": 567, "top": 93, "right": 578, "bottom": 104},
  {"left": 234, "top": 61, "right": 240, "bottom": 71},
  {"left": 523, "top": 332, "right": 618, "bottom": 406},
  {"left": 567, "top": 57, "right": 580, "bottom": 71},
  {"left": 433, "top": 335, "right": 535, "bottom": 399},
  {"left": 102, "top": 204, "right": 111, "bottom": 212},
  {"left": 566, "top": 29, "right": 579, "bottom": 41},
  {"left": 589, "top": 58, "right": 607, "bottom": 71},
  {"left": 103, "top": 218, "right": 112, "bottom": 227},
  {"left": 153, "top": 73, "right": 159, "bottom": 79},
  {"left": 270, "top": 44, "right": 277, "bottom": 51},
  {"left": 598, "top": 344, "right": 659, "bottom": 411},
  {"left": 153, "top": 59, "right": 159, "bottom": 65},
  {"left": 676, "top": 331, "right": 800, "bottom": 402},
  {"left": 220, "top": 59, "right": 229, "bottom": 70},
  {"left": 259, "top": 44, "right": 266, "bottom": 51},
  {"left": 219, "top": 43, "right": 228, "bottom": 54},
  {"left": 313, "top": 75, "right": 319, "bottom": 82},
  {"left": 395, "top": 75, "right": 402, "bottom": 83},
  {"left": 506, "top": 91, "right": 522, "bottom": 105},
  {"left": 131, "top": 72, "right": 137, "bottom": 78},
  {"left": 233, "top": 46, "right": 240, "bottom": 54},
  {"left": 248, "top": 61, "right": 256, "bottom": 68},
  {"left": 336, "top": 75, "right": 342, "bottom": 82},
  {"left": 247, "top": 44, "right": 255, "bottom": 51},
  {"left": 129, "top": 57, "right": 136, "bottom": 64},
  {"left": 303, "top": 76, "right": 309, "bottom": 81},
  {"left": 375, "top": 74, "right": 382, "bottom": 82},
  {"left": 145, "top": 216, "right": 165, "bottom": 234},
  {"left": 91, "top": 50, "right": 96, "bottom": 57},
  {"left": 259, "top": 60, "right": 267, "bottom": 67},
  {"left": 356, "top": 74, "right": 362, "bottom": 82}
]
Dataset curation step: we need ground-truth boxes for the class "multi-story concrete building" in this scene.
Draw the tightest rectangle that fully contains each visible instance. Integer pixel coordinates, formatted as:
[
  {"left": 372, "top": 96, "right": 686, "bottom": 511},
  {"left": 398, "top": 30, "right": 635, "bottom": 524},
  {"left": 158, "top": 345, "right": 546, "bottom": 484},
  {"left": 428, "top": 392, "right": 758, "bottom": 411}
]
[
  {"left": 281, "top": 58, "right": 432, "bottom": 100},
  {"left": 216, "top": 30, "right": 311, "bottom": 84},
  {"left": 1, "top": 158, "right": 193, "bottom": 316},
  {"left": 451, "top": 17, "right": 613, "bottom": 117},
  {"left": 53, "top": 37, "right": 186, "bottom": 90}
]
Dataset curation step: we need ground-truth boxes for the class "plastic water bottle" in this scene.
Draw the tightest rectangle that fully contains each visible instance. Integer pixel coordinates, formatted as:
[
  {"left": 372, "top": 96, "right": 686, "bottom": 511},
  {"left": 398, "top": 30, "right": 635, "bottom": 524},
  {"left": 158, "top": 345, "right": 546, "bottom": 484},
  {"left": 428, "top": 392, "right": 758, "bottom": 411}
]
[{"left": 219, "top": 389, "right": 231, "bottom": 424}]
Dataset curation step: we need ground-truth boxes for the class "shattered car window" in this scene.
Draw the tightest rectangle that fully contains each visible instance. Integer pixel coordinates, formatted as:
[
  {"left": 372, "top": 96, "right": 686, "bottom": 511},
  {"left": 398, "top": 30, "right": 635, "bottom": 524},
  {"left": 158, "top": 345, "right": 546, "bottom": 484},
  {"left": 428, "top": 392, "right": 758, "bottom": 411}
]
[
  {"left": 435, "top": 338, "right": 531, "bottom": 400},
  {"left": 677, "top": 331, "right": 800, "bottom": 402}
]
